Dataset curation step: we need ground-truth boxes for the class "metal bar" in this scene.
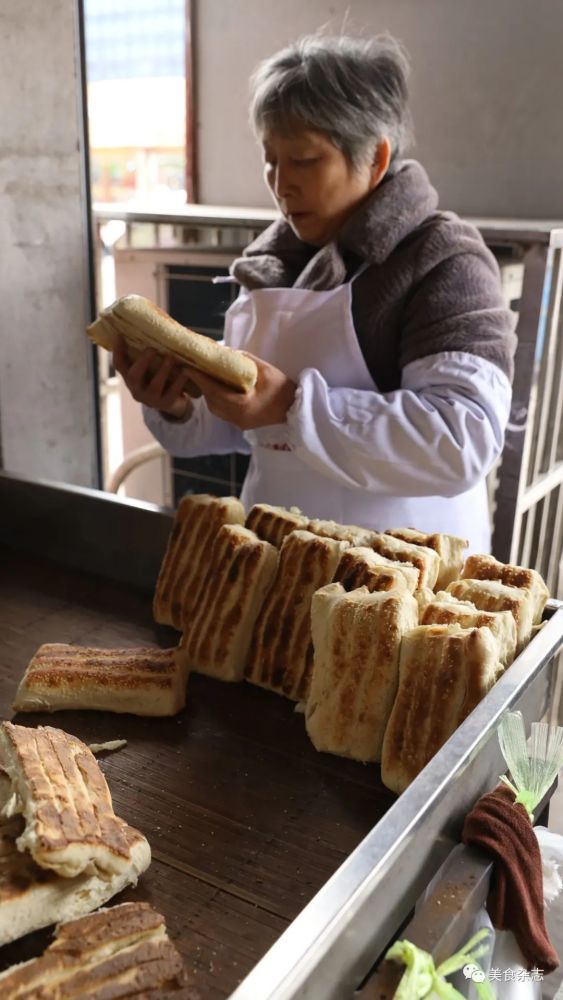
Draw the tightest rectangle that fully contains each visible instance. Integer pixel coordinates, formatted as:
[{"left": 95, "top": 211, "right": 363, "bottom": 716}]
[
  {"left": 532, "top": 492, "right": 551, "bottom": 579},
  {"left": 159, "top": 272, "right": 231, "bottom": 283},
  {"left": 93, "top": 203, "right": 279, "bottom": 229},
  {"left": 519, "top": 461, "right": 563, "bottom": 512},
  {"left": 229, "top": 604, "right": 563, "bottom": 1000},
  {"left": 546, "top": 484, "right": 563, "bottom": 595},
  {"left": 546, "top": 254, "right": 563, "bottom": 471},
  {"left": 519, "top": 498, "right": 537, "bottom": 569},
  {"left": 92, "top": 207, "right": 563, "bottom": 244},
  {"left": 470, "top": 223, "right": 563, "bottom": 245},
  {"left": 173, "top": 469, "right": 234, "bottom": 487}
]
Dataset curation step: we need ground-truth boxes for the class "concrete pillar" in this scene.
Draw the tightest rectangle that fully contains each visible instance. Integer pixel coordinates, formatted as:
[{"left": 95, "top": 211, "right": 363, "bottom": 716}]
[{"left": 0, "top": 0, "right": 98, "bottom": 487}]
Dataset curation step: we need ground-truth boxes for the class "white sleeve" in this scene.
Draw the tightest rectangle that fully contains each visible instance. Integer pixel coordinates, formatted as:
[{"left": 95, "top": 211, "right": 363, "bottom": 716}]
[
  {"left": 286, "top": 351, "right": 512, "bottom": 497},
  {"left": 142, "top": 398, "right": 251, "bottom": 457}
]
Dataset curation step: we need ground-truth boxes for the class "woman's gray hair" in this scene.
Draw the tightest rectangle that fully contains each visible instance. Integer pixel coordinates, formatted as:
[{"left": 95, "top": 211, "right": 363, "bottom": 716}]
[{"left": 250, "top": 34, "right": 413, "bottom": 168}]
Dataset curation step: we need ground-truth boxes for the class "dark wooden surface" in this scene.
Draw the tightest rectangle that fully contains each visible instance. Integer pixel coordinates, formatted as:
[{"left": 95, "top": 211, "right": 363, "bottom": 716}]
[{"left": 0, "top": 548, "right": 394, "bottom": 998}]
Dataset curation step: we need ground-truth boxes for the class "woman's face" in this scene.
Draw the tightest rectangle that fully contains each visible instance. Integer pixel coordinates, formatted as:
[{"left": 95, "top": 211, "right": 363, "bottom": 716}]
[{"left": 262, "top": 128, "right": 387, "bottom": 246}]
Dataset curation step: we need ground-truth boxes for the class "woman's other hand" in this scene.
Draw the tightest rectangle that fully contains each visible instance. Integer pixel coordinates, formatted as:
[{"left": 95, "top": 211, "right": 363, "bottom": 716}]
[
  {"left": 184, "top": 354, "right": 297, "bottom": 430},
  {"left": 112, "top": 334, "right": 194, "bottom": 420}
]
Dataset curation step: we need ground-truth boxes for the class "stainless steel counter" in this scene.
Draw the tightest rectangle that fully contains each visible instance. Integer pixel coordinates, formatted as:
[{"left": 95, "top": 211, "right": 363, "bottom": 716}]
[{"left": 1, "top": 470, "right": 562, "bottom": 999}]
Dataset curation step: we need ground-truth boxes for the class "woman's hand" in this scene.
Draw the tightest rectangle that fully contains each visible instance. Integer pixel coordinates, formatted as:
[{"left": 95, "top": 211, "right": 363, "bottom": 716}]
[
  {"left": 184, "top": 354, "right": 297, "bottom": 430},
  {"left": 112, "top": 335, "right": 194, "bottom": 420}
]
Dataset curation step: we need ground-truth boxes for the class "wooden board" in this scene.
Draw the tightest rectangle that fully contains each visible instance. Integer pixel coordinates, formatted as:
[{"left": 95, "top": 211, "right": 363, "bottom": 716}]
[{"left": 0, "top": 549, "right": 394, "bottom": 997}]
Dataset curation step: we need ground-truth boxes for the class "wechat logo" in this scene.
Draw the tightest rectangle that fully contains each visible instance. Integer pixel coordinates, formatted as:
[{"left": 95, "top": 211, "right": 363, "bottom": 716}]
[{"left": 463, "top": 963, "right": 486, "bottom": 983}]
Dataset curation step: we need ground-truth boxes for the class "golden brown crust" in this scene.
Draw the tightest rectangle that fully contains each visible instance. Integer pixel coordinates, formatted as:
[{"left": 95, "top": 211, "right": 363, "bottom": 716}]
[
  {"left": 446, "top": 577, "right": 535, "bottom": 651},
  {"left": 306, "top": 519, "right": 376, "bottom": 546},
  {"left": 153, "top": 494, "right": 245, "bottom": 629},
  {"left": 88, "top": 293, "right": 257, "bottom": 393},
  {"left": 0, "top": 813, "right": 150, "bottom": 948},
  {"left": 0, "top": 724, "right": 143, "bottom": 879},
  {"left": 179, "top": 525, "right": 278, "bottom": 682},
  {"left": 368, "top": 534, "right": 440, "bottom": 590},
  {"left": 332, "top": 547, "right": 409, "bottom": 593},
  {"left": 306, "top": 585, "right": 418, "bottom": 761},
  {"left": 421, "top": 594, "right": 517, "bottom": 665},
  {"left": 13, "top": 646, "right": 187, "bottom": 716},
  {"left": 385, "top": 527, "right": 468, "bottom": 590},
  {"left": 245, "top": 531, "right": 348, "bottom": 700},
  {"left": 461, "top": 554, "right": 549, "bottom": 624},
  {"left": 0, "top": 901, "right": 196, "bottom": 998},
  {"left": 245, "top": 504, "right": 309, "bottom": 547},
  {"left": 381, "top": 624, "right": 501, "bottom": 793}
]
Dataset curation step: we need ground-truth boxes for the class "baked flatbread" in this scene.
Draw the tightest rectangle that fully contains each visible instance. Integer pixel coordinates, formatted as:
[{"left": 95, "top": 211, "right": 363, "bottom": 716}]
[
  {"left": 307, "top": 519, "right": 376, "bottom": 546},
  {"left": 385, "top": 527, "right": 468, "bottom": 590},
  {"left": 0, "top": 815, "right": 150, "bottom": 948},
  {"left": 306, "top": 584, "right": 418, "bottom": 761},
  {"left": 368, "top": 534, "right": 440, "bottom": 590},
  {"left": 381, "top": 624, "right": 502, "bottom": 793},
  {"left": 415, "top": 587, "right": 436, "bottom": 619},
  {"left": 461, "top": 554, "right": 549, "bottom": 624},
  {"left": 88, "top": 293, "right": 257, "bottom": 393},
  {"left": 245, "top": 503, "right": 309, "bottom": 547},
  {"left": 179, "top": 525, "right": 278, "bottom": 681},
  {"left": 13, "top": 645, "right": 188, "bottom": 716},
  {"left": 332, "top": 547, "right": 410, "bottom": 593},
  {"left": 153, "top": 493, "right": 245, "bottom": 629},
  {"left": 245, "top": 530, "right": 348, "bottom": 700},
  {"left": 0, "top": 723, "right": 147, "bottom": 880},
  {"left": 422, "top": 591, "right": 517, "bottom": 666},
  {"left": 0, "top": 901, "right": 196, "bottom": 997},
  {"left": 447, "top": 577, "right": 536, "bottom": 652}
]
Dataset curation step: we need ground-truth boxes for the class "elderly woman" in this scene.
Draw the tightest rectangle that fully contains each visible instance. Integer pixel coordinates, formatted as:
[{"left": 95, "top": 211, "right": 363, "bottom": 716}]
[{"left": 114, "top": 34, "right": 516, "bottom": 552}]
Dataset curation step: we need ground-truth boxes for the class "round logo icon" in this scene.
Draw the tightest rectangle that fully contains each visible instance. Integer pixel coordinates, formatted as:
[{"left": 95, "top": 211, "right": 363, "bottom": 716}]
[{"left": 462, "top": 963, "right": 486, "bottom": 983}]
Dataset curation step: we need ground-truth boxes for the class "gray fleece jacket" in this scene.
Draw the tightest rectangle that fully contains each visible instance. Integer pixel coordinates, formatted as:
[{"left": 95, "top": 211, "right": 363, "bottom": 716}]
[{"left": 231, "top": 159, "right": 517, "bottom": 390}]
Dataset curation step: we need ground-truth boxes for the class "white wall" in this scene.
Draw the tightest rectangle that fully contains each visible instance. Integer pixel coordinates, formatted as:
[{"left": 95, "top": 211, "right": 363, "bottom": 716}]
[
  {"left": 0, "top": 0, "right": 97, "bottom": 487},
  {"left": 195, "top": 0, "right": 563, "bottom": 218}
]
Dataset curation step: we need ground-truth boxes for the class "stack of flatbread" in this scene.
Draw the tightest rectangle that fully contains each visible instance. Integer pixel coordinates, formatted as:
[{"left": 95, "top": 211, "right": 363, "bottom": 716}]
[
  {"left": 87, "top": 293, "right": 257, "bottom": 393},
  {"left": 12, "top": 645, "right": 188, "bottom": 716},
  {"left": 0, "top": 901, "right": 198, "bottom": 999},
  {"left": 151, "top": 498, "right": 548, "bottom": 741},
  {"left": 14, "top": 491, "right": 548, "bottom": 805},
  {"left": 0, "top": 722, "right": 150, "bottom": 944}
]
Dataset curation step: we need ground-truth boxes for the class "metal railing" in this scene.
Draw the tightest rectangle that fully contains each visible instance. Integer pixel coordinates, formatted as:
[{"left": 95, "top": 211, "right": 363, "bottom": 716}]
[{"left": 487, "top": 227, "right": 563, "bottom": 597}]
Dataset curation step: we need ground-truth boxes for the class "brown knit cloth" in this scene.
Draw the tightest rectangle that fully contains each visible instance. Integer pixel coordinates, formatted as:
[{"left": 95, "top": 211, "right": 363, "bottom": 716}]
[{"left": 462, "top": 783, "right": 559, "bottom": 973}]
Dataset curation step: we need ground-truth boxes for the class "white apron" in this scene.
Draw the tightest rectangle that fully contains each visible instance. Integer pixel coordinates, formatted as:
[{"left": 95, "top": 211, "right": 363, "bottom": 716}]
[{"left": 224, "top": 273, "right": 491, "bottom": 549}]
